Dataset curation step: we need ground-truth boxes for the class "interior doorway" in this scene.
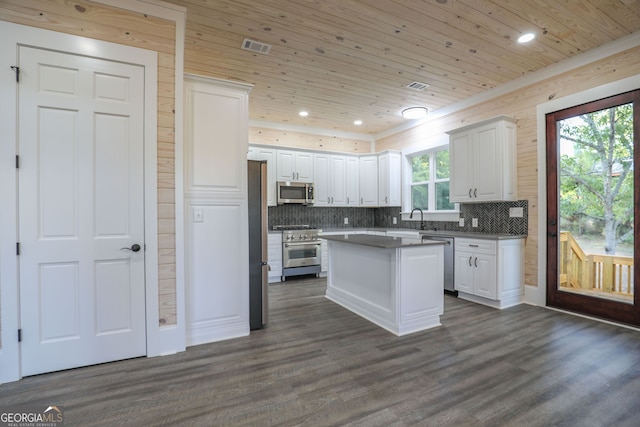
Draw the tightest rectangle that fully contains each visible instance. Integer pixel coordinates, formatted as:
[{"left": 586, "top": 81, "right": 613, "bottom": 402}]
[
  {"left": 0, "top": 21, "right": 160, "bottom": 383},
  {"left": 17, "top": 46, "right": 147, "bottom": 376}
]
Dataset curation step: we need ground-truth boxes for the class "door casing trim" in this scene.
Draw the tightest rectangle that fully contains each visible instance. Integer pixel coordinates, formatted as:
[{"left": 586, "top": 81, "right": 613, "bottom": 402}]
[
  {"left": 533, "top": 73, "right": 640, "bottom": 308},
  {"left": 0, "top": 21, "right": 160, "bottom": 383}
]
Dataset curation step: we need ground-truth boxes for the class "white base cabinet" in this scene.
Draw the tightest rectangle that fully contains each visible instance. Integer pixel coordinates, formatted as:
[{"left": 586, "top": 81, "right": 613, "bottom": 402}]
[
  {"left": 325, "top": 239, "right": 444, "bottom": 336},
  {"left": 454, "top": 237, "right": 524, "bottom": 309},
  {"left": 268, "top": 232, "right": 283, "bottom": 283}
]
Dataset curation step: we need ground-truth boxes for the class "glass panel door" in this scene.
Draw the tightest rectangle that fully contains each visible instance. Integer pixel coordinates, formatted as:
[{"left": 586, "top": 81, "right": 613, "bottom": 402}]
[{"left": 546, "top": 90, "right": 640, "bottom": 326}]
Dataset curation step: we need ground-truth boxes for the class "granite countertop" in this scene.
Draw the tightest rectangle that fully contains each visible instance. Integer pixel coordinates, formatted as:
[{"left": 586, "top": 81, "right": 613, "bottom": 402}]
[
  {"left": 320, "top": 228, "right": 526, "bottom": 240},
  {"left": 321, "top": 233, "right": 448, "bottom": 249}
]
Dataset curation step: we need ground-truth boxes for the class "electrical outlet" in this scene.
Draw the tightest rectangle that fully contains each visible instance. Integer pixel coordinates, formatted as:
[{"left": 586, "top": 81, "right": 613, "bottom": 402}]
[
  {"left": 509, "top": 207, "right": 524, "bottom": 218},
  {"left": 344, "top": 217, "right": 349, "bottom": 225},
  {"left": 459, "top": 218, "right": 465, "bottom": 227},
  {"left": 472, "top": 218, "right": 478, "bottom": 227},
  {"left": 392, "top": 217, "right": 397, "bottom": 224}
]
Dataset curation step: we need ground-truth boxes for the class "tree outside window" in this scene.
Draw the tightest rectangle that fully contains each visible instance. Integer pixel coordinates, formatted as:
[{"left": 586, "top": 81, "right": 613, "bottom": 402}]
[{"left": 410, "top": 149, "right": 454, "bottom": 211}]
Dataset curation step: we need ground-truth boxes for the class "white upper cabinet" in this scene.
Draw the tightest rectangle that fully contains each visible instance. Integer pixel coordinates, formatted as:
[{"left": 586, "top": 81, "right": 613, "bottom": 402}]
[
  {"left": 314, "top": 154, "right": 348, "bottom": 206},
  {"left": 247, "top": 146, "right": 277, "bottom": 206},
  {"left": 276, "top": 149, "right": 314, "bottom": 182},
  {"left": 185, "top": 76, "right": 251, "bottom": 195},
  {"left": 448, "top": 117, "right": 517, "bottom": 203},
  {"left": 330, "top": 155, "right": 348, "bottom": 206},
  {"left": 359, "top": 155, "right": 378, "bottom": 206},
  {"left": 313, "top": 153, "right": 331, "bottom": 206},
  {"left": 378, "top": 151, "right": 402, "bottom": 206},
  {"left": 248, "top": 145, "right": 402, "bottom": 208},
  {"left": 345, "top": 155, "right": 360, "bottom": 206}
]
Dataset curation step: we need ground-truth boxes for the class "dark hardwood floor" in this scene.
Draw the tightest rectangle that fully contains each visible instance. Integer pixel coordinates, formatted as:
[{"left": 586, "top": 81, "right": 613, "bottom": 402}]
[{"left": 2, "top": 276, "right": 640, "bottom": 426}]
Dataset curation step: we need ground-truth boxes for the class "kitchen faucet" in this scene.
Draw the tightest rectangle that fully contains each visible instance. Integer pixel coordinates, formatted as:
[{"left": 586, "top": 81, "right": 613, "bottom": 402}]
[{"left": 409, "top": 208, "right": 425, "bottom": 230}]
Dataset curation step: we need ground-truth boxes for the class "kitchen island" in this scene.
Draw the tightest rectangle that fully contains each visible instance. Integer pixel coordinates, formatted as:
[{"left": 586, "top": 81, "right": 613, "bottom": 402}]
[{"left": 322, "top": 234, "right": 446, "bottom": 336}]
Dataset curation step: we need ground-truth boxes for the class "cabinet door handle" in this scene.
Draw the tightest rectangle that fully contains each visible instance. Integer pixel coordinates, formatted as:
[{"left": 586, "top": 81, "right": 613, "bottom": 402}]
[
  {"left": 361, "top": 197, "right": 363, "bottom": 204},
  {"left": 385, "top": 196, "right": 388, "bottom": 204},
  {"left": 469, "top": 189, "right": 473, "bottom": 198},
  {"left": 468, "top": 256, "right": 472, "bottom": 267},
  {"left": 292, "top": 172, "right": 295, "bottom": 180},
  {"left": 469, "top": 244, "right": 479, "bottom": 248},
  {"left": 474, "top": 188, "right": 478, "bottom": 198},
  {"left": 327, "top": 197, "right": 331, "bottom": 203},
  {"left": 331, "top": 197, "right": 334, "bottom": 203},
  {"left": 347, "top": 197, "right": 350, "bottom": 204},
  {"left": 474, "top": 257, "right": 478, "bottom": 267}
]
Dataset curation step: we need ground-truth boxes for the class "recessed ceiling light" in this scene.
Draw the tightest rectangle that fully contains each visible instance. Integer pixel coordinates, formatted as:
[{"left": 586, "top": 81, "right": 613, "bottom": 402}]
[
  {"left": 354, "top": 120, "right": 363, "bottom": 125},
  {"left": 299, "top": 111, "right": 309, "bottom": 117},
  {"left": 518, "top": 33, "right": 535, "bottom": 43},
  {"left": 401, "top": 107, "right": 428, "bottom": 120}
]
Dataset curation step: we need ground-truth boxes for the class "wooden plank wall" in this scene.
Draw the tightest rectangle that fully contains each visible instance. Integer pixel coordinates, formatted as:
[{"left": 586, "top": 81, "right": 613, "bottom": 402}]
[
  {"left": 248, "top": 127, "right": 372, "bottom": 153},
  {"left": 0, "top": 0, "right": 178, "bottom": 325},
  {"left": 376, "top": 46, "right": 640, "bottom": 289}
]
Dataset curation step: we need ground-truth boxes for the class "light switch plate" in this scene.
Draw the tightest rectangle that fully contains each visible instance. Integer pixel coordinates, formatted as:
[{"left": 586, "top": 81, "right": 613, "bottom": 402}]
[
  {"left": 344, "top": 217, "right": 349, "bottom": 225},
  {"left": 393, "top": 217, "right": 397, "bottom": 224},
  {"left": 193, "top": 208, "right": 204, "bottom": 222},
  {"left": 459, "top": 218, "right": 465, "bottom": 227},
  {"left": 472, "top": 218, "right": 478, "bottom": 227}
]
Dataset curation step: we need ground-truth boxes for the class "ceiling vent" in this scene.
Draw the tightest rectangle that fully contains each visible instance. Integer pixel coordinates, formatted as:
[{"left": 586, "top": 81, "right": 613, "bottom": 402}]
[
  {"left": 241, "top": 38, "right": 272, "bottom": 55},
  {"left": 406, "top": 81, "right": 430, "bottom": 91}
]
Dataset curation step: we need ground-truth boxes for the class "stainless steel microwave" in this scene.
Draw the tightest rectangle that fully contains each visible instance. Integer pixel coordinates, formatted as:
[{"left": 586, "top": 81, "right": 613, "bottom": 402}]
[{"left": 277, "top": 181, "right": 314, "bottom": 205}]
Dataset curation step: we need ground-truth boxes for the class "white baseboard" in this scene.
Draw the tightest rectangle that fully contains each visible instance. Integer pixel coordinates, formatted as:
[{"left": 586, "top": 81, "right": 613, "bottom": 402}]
[{"left": 187, "top": 318, "right": 249, "bottom": 347}]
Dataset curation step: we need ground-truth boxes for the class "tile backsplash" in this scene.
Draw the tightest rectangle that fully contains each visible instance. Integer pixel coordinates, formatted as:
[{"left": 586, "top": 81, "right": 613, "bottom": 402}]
[
  {"left": 268, "top": 204, "right": 375, "bottom": 230},
  {"left": 269, "top": 200, "right": 528, "bottom": 235}
]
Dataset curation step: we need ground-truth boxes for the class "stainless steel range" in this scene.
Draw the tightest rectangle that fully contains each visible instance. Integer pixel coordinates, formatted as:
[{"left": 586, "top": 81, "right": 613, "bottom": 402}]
[{"left": 274, "top": 225, "right": 322, "bottom": 281}]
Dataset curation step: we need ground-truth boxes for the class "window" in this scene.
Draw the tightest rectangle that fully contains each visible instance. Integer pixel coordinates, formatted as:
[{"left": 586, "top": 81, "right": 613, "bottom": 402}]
[{"left": 408, "top": 148, "right": 455, "bottom": 212}]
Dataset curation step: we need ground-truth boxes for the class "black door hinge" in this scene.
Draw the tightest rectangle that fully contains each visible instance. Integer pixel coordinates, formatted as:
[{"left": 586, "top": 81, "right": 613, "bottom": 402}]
[
  {"left": 16, "top": 242, "right": 20, "bottom": 255},
  {"left": 10, "top": 66, "right": 20, "bottom": 82},
  {"left": 18, "top": 329, "right": 22, "bottom": 343},
  {"left": 16, "top": 155, "right": 19, "bottom": 169}
]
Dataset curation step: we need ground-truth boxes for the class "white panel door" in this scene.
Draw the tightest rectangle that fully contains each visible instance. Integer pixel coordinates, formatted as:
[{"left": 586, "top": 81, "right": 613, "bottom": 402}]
[{"left": 18, "top": 46, "right": 146, "bottom": 376}]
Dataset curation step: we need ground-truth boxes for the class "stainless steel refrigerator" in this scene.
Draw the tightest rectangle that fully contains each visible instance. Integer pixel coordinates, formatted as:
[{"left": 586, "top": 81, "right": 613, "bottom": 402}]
[{"left": 248, "top": 160, "right": 268, "bottom": 330}]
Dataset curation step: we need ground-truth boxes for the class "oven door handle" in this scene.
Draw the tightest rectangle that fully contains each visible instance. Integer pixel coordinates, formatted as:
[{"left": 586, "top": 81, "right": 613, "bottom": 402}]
[{"left": 284, "top": 242, "right": 321, "bottom": 248}]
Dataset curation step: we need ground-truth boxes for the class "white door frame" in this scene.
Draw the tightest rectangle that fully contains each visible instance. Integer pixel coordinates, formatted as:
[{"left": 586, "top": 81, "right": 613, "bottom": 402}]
[{"left": 0, "top": 21, "right": 161, "bottom": 383}]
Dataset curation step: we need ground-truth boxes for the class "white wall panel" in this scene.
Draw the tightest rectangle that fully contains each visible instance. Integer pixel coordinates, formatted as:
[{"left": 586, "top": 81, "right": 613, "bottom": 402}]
[{"left": 183, "top": 75, "right": 251, "bottom": 347}]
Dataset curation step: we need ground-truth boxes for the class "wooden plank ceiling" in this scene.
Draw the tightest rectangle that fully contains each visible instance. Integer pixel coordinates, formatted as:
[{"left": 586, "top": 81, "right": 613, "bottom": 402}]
[{"left": 167, "top": 0, "right": 640, "bottom": 135}]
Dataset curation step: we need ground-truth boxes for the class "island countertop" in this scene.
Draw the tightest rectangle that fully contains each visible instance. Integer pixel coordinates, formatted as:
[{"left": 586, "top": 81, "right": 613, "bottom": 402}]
[{"left": 322, "top": 233, "right": 447, "bottom": 249}]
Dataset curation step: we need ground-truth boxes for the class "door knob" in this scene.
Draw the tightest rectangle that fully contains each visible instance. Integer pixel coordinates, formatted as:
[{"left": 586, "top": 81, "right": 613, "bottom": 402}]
[{"left": 121, "top": 244, "right": 142, "bottom": 252}]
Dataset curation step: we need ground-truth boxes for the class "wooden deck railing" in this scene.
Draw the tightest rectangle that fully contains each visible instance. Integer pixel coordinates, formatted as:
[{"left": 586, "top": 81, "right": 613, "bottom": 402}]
[{"left": 559, "top": 231, "right": 634, "bottom": 296}]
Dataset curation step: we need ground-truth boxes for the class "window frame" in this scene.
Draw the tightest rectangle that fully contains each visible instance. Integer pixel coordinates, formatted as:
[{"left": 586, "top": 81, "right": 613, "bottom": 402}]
[{"left": 401, "top": 135, "right": 459, "bottom": 222}]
